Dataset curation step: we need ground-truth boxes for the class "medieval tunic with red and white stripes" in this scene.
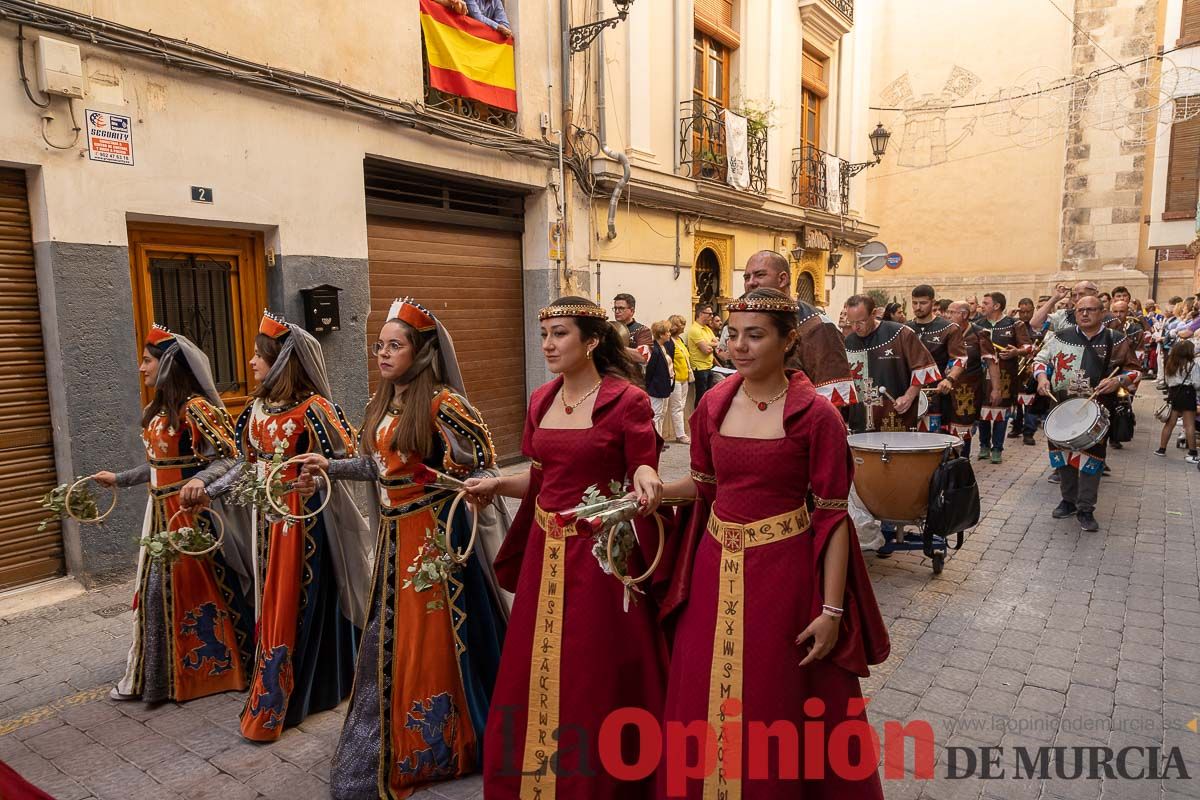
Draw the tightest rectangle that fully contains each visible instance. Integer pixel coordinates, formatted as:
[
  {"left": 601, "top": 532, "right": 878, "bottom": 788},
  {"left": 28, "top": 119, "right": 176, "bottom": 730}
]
[{"left": 844, "top": 320, "right": 941, "bottom": 432}]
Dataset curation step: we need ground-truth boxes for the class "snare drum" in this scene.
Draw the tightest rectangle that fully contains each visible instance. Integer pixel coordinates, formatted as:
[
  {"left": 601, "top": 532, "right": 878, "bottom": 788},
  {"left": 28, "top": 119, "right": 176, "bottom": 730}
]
[{"left": 1044, "top": 398, "right": 1109, "bottom": 451}]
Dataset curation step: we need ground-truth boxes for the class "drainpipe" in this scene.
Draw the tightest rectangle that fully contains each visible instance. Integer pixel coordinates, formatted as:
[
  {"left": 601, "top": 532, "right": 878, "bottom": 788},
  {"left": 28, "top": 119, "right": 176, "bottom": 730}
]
[{"left": 596, "top": 21, "right": 629, "bottom": 240}]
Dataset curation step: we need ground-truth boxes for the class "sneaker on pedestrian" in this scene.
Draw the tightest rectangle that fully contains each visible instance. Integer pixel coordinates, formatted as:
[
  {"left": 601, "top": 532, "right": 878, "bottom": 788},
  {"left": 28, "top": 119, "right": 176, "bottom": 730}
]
[
  {"left": 1188, "top": 450, "right": 1200, "bottom": 464},
  {"left": 1023, "top": 433, "right": 1036, "bottom": 446},
  {"left": 976, "top": 447, "right": 991, "bottom": 461},
  {"left": 990, "top": 450, "right": 1003, "bottom": 464},
  {"left": 1077, "top": 511, "right": 1099, "bottom": 532},
  {"left": 1051, "top": 500, "right": 1077, "bottom": 518},
  {"left": 1047, "top": 472, "right": 1061, "bottom": 483},
  {"left": 1154, "top": 448, "right": 1167, "bottom": 456}
]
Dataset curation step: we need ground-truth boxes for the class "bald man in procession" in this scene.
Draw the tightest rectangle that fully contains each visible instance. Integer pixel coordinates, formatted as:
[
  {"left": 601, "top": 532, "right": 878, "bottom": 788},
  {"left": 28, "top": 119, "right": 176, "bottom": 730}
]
[{"left": 742, "top": 250, "right": 859, "bottom": 406}]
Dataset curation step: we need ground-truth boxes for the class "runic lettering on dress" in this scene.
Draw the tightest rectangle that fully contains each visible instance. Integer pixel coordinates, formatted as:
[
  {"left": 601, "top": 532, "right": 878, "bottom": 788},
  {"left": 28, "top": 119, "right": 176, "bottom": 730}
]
[{"left": 859, "top": 377, "right": 883, "bottom": 431}]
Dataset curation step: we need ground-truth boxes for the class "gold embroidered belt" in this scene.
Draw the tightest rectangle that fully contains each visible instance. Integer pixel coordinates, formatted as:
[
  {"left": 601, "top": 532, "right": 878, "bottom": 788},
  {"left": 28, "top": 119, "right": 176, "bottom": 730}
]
[
  {"left": 521, "top": 502, "right": 584, "bottom": 800},
  {"left": 703, "top": 506, "right": 811, "bottom": 800}
]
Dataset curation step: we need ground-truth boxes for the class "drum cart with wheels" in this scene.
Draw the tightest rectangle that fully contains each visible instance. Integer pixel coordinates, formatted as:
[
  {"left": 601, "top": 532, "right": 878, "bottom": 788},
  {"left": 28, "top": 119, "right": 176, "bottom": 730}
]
[{"left": 846, "top": 432, "right": 965, "bottom": 575}]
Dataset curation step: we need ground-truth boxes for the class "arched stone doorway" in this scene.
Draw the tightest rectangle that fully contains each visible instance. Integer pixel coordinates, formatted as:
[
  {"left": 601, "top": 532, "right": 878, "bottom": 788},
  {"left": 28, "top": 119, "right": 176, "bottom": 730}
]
[
  {"left": 695, "top": 247, "right": 721, "bottom": 309},
  {"left": 796, "top": 271, "right": 817, "bottom": 304}
]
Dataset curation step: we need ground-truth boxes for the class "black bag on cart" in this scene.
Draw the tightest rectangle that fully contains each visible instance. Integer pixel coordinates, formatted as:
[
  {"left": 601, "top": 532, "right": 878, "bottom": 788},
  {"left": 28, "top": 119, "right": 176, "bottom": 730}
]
[{"left": 923, "top": 447, "right": 980, "bottom": 551}]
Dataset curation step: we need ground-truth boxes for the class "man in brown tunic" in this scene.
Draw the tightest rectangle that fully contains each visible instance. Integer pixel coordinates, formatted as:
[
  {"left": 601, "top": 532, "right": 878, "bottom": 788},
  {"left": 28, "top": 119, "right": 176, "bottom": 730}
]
[
  {"left": 843, "top": 294, "right": 940, "bottom": 432},
  {"left": 974, "top": 291, "right": 1032, "bottom": 464},
  {"left": 742, "top": 250, "right": 857, "bottom": 406},
  {"left": 944, "top": 301, "right": 1002, "bottom": 458},
  {"left": 907, "top": 284, "right": 968, "bottom": 433}
]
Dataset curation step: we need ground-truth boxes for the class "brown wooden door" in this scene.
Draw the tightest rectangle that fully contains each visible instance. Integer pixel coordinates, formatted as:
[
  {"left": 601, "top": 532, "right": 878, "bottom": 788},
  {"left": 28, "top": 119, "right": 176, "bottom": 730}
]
[
  {"left": 0, "top": 168, "right": 65, "bottom": 589},
  {"left": 366, "top": 216, "right": 526, "bottom": 461}
]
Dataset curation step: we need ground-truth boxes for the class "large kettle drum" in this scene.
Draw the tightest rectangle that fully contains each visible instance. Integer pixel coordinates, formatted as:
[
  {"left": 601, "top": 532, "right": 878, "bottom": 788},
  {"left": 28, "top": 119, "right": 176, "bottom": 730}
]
[{"left": 847, "top": 432, "right": 962, "bottom": 522}]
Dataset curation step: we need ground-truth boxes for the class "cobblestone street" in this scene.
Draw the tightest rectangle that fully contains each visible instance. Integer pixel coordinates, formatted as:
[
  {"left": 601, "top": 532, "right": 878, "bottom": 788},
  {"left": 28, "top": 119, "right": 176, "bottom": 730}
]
[{"left": 0, "top": 394, "right": 1197, "bottom": 799}]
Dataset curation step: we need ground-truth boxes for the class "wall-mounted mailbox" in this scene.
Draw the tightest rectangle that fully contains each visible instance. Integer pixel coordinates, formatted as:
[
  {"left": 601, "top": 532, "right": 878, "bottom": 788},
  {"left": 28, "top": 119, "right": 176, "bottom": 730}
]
[{"left": 300, "top": 284, "right": 341, "bottom": 334}]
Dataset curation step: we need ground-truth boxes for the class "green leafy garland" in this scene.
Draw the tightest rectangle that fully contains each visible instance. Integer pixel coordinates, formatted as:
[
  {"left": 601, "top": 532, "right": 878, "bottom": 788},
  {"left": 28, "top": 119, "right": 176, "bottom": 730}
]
[{"left": 39, "top": 478, "right": 101, "bottom": 531}]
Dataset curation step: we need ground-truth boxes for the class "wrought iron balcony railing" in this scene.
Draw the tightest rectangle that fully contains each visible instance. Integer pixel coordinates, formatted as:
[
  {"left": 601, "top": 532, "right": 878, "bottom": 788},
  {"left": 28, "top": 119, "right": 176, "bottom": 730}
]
[
  {"left": 831, "top": 0, "right": 854, "bottom": 21},
  {"left": 421, "top": 53, "right": 517, "bottom": 131},
  {"left": 791, "top": 145, "right": 850, "bottom": 216},
  {"left": 679, "top": 98, "right": 768, "bottom": 195}
]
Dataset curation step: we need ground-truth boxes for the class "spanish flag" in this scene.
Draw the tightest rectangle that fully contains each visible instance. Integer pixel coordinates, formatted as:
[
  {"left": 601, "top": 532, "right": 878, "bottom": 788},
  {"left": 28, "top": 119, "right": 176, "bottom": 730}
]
[{"left": 419, "top": 0, "right": 518, "bottom": 113}]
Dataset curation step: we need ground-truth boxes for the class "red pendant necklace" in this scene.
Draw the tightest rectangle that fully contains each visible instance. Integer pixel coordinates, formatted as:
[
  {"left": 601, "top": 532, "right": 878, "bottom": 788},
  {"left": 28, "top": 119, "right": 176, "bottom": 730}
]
[
  {"left": 562, "top": 378, "right": 603, "bottom": 415},
  {"left": 741, "top": 382, "right": 789, "bottom": 411}
]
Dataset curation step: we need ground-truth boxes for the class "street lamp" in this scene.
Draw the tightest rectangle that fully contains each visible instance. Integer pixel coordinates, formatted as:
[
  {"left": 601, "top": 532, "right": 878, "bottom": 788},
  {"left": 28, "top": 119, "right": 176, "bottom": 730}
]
[
  {"left": 568, "top": 0, "right": 635, "bottom": 53},
  {"left": 843, "top": 122, "right": 892, "bottom": 179}
]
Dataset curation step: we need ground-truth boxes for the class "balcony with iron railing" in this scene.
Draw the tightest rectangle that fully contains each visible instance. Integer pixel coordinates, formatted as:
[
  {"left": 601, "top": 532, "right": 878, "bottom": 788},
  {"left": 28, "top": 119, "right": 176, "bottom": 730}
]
[
  {"left": 421, "top": 53, "right": 517, "bottom": 131},
  {"left": 791, "top": 145, "right": 850, "bottom": 217},
  {"left": 679, "top": 98, "right": 768, "bottom": 195}
]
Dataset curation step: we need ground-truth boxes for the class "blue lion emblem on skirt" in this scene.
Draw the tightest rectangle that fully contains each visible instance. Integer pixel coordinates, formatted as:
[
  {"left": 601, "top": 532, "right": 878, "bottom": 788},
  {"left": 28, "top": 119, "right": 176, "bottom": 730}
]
[
  {"left": 180, "top": 602, "right": 233, "bottom": 676},
  {"left": 396, "top": 692, "right": 459, "bottom": 779},
  {"left": 247, "top": 644, "right": 291, "bottom": 729}
]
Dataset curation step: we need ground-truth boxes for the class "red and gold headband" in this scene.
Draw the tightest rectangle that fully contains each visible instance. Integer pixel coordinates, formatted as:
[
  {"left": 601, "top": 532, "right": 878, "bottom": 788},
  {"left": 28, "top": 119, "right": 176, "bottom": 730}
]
[
  {"left": 386, "top": 297, "right": 437, "bottom": 334},
  {"left": 726, "top": 296, "right": 798, "bottom": 314},
  {"left": 538, "top": 303, "right": 608, "bottom": 321},
  {"left": 145, "top": 323, "right": 176, "bottom": 347},
  {"left": 259, "top": 310, "right": 290, "bottom": 339}
]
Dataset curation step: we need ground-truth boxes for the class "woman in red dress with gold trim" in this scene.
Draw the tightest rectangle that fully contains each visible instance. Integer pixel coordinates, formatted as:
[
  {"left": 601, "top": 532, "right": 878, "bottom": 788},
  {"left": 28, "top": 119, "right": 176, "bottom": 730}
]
[
  {"left": 94, "top": 325, "right": 252, "bottom": 703},
  {"left": 466, "top": 296, "right": 667, "bottom": 800},
  {"left": 660, "top": 288, "right": 890, "bottom": 799}
]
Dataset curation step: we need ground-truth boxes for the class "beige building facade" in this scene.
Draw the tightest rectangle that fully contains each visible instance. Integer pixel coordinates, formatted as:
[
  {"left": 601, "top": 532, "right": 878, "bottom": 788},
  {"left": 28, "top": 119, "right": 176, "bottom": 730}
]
[
  {"left": 859, "top": 0, "right": 1183, "bottom": 306},
  {"left": 0, "top": 0, "right": 881, "bottom": 590},
  {"left": 577, "top": 0, "right": 880, "bottom": 328}
]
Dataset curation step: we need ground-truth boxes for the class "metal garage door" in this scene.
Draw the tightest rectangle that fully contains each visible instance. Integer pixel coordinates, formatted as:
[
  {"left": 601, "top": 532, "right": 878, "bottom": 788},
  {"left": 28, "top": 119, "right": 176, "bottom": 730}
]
[
  {"left": 0, "top": 168, "right": 65, "bottom": 589},
  {"left": 366, "top": 215, "right": 526, "bottom": 461}
]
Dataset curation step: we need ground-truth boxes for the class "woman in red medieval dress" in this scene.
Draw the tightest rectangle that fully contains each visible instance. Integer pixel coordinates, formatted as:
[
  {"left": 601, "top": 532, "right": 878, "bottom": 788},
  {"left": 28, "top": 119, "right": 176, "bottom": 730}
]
[
  {"left": 94, "top": 325, "right": 252, "bottom": 703},
  {"left": 464, "top": 296, "right": 667, "bottom": 800},
  {"left": 660, "top": 288, "right": 890, "bottom": 799}
]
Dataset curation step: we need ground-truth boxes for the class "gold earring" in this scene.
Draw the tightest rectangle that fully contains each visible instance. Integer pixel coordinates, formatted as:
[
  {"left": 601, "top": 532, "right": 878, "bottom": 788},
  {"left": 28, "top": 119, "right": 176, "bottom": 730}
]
[{"left": 586, "top": 349, "right": 593, "bottom": 359}]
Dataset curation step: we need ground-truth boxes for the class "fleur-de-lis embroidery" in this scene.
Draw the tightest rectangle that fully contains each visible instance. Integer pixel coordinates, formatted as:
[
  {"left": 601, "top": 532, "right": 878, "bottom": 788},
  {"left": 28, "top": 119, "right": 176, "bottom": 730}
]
[{"left": 282, "top": 419, "right": 297, "bottom": 438}]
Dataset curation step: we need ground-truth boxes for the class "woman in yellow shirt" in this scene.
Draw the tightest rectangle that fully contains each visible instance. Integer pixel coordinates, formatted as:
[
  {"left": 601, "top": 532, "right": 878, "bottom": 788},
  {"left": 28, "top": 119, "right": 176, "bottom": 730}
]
[{"left": 668, "top": 314, "right": 692, "bottom": 443}]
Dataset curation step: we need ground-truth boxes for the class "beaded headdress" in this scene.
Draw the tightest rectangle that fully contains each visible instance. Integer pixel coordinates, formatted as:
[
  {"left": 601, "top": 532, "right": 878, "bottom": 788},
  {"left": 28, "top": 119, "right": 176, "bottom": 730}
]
[
  {"left": 726, "top": 296, "right": 799, "bottom": 314},
  {"left": 537, "top": 302, "right": 608, "bottom": 321},
  {"left": 145, "top": 323, "right": 176, "bottom": 347},
  {"left": 258, "top": 309, "right": 290, "bottom": 339},
  {"left": 386, "top": 297, "right": 438, "bottom": 334}
]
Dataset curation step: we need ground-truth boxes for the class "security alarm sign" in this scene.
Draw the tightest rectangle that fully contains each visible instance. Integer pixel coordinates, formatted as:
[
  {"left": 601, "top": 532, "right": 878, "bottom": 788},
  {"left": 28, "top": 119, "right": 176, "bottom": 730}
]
[{"left": 85, "top": 110, "right": 134, "bottom": 166}]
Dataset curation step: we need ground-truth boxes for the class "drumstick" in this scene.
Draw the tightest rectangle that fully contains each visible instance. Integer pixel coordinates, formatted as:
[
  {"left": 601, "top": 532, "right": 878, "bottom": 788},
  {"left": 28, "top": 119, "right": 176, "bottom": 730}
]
[{"left": 1086, "top": 367, "right": 1122, "bottom": 401}]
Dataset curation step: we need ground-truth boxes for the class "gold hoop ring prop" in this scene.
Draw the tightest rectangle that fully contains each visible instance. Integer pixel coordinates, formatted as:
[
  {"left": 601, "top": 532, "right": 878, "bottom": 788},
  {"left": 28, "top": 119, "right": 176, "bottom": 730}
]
[
  {"left": 604, "top": 511, "right": 667, "bottom": 590},
  {"left": 266, "top": 456, "right": 332, "bottom": 522},
  {"left": 66, "top": 476, "right": 119, "bottom": 523},
  {"left": 167, "top": 506, "right": 226, "bottom": 557},
  {"left": 443, "top": 490, "right": 479, "bottom": 566},
  {"left": 413, "top": 466, "right": 479, "bottom": 566}
]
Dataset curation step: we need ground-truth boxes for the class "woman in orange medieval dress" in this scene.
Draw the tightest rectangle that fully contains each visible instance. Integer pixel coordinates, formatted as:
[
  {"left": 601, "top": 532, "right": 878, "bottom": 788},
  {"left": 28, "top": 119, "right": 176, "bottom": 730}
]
[
  {"left": 94, "top": 325, "right": 252, "bottom": 703},
  {"left": 207, "top": 310, "right": 373, "bottom": 741}
]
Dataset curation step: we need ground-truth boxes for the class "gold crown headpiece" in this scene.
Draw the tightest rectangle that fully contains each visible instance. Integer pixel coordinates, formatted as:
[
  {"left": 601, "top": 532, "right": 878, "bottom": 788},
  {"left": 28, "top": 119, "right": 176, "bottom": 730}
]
[
  {"left": 726, "top": 297, "right": 799, "bottom": 314},
  {"left": 538, "top": 303, "right": 608, "bottom": 321}
]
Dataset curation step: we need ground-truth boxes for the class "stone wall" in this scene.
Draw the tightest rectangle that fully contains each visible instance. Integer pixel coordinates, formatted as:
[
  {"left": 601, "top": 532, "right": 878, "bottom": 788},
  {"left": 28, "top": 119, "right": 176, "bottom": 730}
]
[{"left": 1060, "top": 0, "right": 1160, "bottom": 273}]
